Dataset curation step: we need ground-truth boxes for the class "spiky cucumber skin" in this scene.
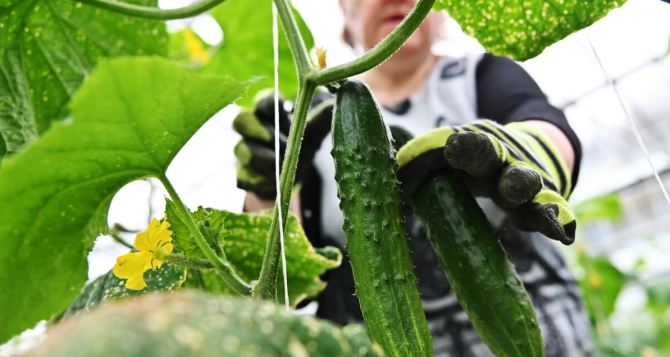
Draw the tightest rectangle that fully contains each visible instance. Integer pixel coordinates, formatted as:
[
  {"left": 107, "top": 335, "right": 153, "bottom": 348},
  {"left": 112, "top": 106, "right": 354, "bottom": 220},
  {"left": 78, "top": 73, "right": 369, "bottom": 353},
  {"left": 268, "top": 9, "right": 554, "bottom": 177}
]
[
  {"left": 412, "top": 172, "right": 544, "bottom": 357},
  {"left": 28, "top": 291, "right": 383, "bottom": 357},
  {"left": 331, "top": 80, "right": 432, "bottom": 357}
]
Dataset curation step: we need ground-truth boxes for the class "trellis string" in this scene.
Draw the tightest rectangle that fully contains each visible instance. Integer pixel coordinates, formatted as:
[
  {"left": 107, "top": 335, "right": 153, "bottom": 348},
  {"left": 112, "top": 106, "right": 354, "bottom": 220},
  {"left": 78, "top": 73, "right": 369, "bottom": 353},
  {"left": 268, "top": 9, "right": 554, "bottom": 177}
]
[
  {"left": 585, "top": 33, "right": 670, "bottom": 205},
  {"left": 272, "top": 1, "right": 290, "bottom": 308}
]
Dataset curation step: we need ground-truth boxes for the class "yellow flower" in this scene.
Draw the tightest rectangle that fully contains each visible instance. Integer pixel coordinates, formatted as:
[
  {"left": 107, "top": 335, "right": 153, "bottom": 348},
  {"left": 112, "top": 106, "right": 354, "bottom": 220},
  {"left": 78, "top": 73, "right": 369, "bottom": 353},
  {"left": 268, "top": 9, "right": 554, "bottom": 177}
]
[{"left": 112, "top": 218, "right": 173, "bottom": 290}]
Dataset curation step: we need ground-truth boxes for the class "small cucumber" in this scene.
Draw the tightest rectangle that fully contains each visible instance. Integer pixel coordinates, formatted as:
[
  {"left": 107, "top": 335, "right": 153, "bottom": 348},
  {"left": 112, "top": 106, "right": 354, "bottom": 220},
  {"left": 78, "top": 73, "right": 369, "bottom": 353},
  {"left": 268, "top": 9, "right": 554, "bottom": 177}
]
[
  {"left": 331, "top": 80, "right": 432, "bottom": 357},
  {"left": 411, "top": 172, "right": 544, "bottom": 357}
]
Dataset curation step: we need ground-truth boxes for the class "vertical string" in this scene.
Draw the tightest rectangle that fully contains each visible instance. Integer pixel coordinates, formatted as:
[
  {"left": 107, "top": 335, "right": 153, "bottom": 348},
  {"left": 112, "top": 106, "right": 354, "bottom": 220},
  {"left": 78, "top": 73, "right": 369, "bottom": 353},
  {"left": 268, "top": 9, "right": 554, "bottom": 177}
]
[
  {"left": 272, "top": 1, "right": 290, "bottom": 308},
  {"left": 585, "top": 33, "right": 670, "bottom": 205}
]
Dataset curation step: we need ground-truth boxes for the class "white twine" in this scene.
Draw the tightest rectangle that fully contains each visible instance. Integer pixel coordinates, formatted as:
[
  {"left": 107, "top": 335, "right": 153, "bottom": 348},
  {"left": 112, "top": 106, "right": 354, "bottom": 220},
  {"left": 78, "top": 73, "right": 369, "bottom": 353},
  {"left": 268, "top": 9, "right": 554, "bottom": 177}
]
[
  {"left": 272, "top": 2, "right": 290, "bottom": 308},
  {"left": 585, "top": 33, "right": 670, "bottom": 205}
]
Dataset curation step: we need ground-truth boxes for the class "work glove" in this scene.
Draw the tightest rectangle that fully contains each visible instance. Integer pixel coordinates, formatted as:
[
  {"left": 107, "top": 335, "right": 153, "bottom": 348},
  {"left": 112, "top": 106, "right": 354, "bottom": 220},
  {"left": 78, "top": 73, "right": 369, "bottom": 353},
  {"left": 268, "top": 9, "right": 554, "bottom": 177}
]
[
  {"left": 233, "top": 91, "right": 334, "bottom": 201},
  {"left": 396, "top": 119, "right": 576, "bottom": 245}
]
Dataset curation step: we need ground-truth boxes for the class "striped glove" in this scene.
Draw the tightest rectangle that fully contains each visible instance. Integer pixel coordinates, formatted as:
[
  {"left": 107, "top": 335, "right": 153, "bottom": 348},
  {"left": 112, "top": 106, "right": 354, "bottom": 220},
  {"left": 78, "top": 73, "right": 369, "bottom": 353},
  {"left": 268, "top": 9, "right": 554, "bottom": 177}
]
[
  {"left": 233, "top": 91, "right": 333, "bottom": 201},
  {"left": 397, "top": 119, "right": 576, "bottom": 244}
]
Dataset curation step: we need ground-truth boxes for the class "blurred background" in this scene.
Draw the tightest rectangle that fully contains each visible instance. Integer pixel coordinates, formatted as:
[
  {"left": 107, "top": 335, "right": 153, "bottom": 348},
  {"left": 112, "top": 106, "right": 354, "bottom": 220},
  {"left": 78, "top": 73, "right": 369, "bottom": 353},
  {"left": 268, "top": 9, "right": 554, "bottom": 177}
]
[{"left": 3, "top": 0, "right": 669, "bottom": 356}]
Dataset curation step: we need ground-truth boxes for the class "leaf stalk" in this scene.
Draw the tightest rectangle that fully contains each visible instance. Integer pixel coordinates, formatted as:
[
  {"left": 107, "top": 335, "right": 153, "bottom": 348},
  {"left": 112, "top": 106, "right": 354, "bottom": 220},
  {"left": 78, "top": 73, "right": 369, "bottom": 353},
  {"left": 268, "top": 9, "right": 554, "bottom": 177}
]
[
  {"left": 165, "top": 253, "right": 214, "bottom": 270},
  {"left": 71, "top": 0, "right": 227, "bottom": 20},
  {"left": 272, "top": 0, "right": 313, "bottom": 77},
  {"left": 160, "top": 176, "right": 251, "bottom": 295},
  {"left": 310, "top": 0, "right": 436, "bottom": 84}
]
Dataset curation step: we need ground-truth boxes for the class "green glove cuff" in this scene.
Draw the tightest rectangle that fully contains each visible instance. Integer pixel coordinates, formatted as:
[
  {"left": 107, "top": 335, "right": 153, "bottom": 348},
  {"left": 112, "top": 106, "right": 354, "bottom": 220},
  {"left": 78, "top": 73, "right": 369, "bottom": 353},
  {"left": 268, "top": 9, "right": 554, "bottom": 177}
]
[{"left": 397, "top": 127, "right": 453, "bottom": 168}]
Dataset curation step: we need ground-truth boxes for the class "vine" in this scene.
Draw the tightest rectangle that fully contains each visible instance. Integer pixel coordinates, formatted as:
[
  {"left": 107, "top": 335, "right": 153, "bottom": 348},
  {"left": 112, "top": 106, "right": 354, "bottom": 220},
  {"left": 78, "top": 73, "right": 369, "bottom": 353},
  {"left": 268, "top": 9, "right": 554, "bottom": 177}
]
[
  {"left": 160, "top": 176, "right": 251, "bottom": 295},
  {"left": 72, "top": 0, "right": 228, "bottom": 20}
]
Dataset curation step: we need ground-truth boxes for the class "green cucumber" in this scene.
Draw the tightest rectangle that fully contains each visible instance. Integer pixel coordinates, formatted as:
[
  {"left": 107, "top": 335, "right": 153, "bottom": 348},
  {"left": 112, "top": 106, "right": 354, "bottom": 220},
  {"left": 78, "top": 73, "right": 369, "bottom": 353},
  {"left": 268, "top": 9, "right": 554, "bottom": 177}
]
[
  {"left": 411, "top": 172, "right": 544, "bottom": 357},
  {"left": 331, "top": 80, "right": 432, "bottom": 356}
]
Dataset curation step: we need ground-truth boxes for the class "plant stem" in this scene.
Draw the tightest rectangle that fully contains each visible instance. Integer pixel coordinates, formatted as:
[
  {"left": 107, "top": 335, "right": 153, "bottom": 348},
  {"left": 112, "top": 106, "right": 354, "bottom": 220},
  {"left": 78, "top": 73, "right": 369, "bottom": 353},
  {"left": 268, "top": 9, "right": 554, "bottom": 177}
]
[
  {"left": 160, "top": 176, "right": 251, "bottom": 295},
  {"left": 72, "top": 0, "right": 226, "bottom": 20},
  {"left": 272, "top": 0, "right": 312, "bottom": 76},
  {"left": 165, "top": 253, "right": 214, "bottom": 270},
  {"left": 253, "top": 80, "right": 316, "bottom": 301},
  {"left": 310, "top": 0, "right": 436, "bottom": 85}
]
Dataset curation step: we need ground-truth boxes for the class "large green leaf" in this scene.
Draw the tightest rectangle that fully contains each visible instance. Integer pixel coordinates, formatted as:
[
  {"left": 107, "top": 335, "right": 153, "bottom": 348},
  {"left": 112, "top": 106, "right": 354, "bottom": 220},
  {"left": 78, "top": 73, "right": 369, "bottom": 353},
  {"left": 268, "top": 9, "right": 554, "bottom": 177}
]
[
  {"left": 0, "top": 0, "right": 167, "bottom": 160},
  {"left": 165, "top": 202, "right": 342, "bottom": 307},
  {"left": 0, "top": 57, "right": 249, "bottom": 343},
  {"left": 203, "top": 0, "right": 314, "bottom": 104},
  {"left": 62, "top": 263, "right": 187, "bottom": 317},
  {"left": 434, "top": 0, "right": 627, "bottom": 60}
]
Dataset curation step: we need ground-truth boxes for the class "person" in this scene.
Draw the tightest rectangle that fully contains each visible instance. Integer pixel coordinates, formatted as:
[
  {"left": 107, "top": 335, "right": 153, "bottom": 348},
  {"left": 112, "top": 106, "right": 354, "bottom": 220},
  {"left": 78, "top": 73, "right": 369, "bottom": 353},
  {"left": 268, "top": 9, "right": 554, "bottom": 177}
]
[{"left": 233, "top": 0, "right": 592, "bottom": 355}]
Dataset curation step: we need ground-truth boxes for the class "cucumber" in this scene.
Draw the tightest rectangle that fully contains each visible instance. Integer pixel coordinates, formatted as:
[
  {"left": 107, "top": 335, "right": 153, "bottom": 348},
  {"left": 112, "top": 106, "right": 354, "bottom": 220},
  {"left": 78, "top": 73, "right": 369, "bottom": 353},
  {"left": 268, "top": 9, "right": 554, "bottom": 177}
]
[
  {"left": 411, "top": 172, "right": 544, "bottom": 357},
  {"left": 331, "top": 80, "right": 432, "bottom": 356}
]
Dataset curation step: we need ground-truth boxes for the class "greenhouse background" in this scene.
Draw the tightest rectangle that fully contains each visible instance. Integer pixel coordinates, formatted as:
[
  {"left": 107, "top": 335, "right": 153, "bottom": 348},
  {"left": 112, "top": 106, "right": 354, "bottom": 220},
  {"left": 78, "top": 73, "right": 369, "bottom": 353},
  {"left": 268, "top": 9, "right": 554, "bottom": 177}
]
[{"left": 2, "top": 0, "right": 670, "bottom": 355}]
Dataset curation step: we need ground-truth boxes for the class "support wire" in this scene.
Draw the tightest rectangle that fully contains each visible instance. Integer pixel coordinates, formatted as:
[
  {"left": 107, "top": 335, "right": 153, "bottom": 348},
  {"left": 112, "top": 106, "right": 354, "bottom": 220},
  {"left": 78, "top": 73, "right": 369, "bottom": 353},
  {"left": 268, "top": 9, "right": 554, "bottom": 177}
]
[
  {"left": 272, "top": 2, "right": 290, "bottom": 308},
  {"left": 585, "top": 33, "right": 670, "bottom": 206}
]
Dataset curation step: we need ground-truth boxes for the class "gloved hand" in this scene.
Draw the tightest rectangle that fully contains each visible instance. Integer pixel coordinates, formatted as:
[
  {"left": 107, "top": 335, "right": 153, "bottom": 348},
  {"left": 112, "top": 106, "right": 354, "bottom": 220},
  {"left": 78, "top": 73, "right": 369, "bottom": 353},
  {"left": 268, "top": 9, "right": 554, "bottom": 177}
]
[
  {"left": 233, "top": 91, "right": 334, "bottom": 201},
  {"left": 396, "top": 119, "right": 576, "bottom": 245}
]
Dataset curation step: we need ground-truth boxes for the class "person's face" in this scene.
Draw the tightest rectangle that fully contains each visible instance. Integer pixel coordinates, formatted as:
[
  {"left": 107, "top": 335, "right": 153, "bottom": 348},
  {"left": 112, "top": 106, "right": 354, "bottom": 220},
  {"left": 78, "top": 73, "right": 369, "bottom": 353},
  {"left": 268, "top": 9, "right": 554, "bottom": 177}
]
[{"left": 340, "top": 0, "right": 441, "bottom": 56}]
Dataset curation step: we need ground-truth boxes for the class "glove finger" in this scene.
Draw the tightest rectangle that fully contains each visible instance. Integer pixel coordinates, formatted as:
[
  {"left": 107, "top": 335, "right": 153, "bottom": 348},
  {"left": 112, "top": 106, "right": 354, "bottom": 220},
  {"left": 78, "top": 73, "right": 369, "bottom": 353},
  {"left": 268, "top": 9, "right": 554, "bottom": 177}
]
[
  {"left": 236, "top": 164, "right": 276, "bottom": 201},
  {"left": 496, "top": 163, "right": 542, "bottom": 208},
  {"left": 233, "top": 110, "right": 273, "bottom": 143},
  {"left": 508, "top": 189, "right": 576, "bottom": 245},
  {"left": 534, "top": 189, "right": 576, "bottom": 243},
  {"left": 254, "top": 94, "right": 291, "bottom": 134},
  {"left": 444, "top": 130, "right": 506, "bottom": 178},
  {"left": 235, "top": 140, "right": 285, "bottom": 176}
]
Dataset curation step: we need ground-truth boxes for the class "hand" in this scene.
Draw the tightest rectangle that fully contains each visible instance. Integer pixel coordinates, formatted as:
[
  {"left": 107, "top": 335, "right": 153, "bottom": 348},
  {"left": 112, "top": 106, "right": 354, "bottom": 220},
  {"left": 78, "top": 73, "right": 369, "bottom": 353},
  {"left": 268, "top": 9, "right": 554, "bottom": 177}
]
[
  {"left": 396, "top": 119, "right": 576, "bottom": 244},
  {"left": 233, "top": 91, "right": 334, "bottom": 201}
]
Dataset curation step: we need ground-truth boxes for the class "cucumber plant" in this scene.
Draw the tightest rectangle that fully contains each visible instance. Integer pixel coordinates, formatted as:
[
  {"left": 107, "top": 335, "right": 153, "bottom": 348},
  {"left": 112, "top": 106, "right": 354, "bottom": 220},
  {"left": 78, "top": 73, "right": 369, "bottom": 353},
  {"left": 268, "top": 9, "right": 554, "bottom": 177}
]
[{"left": 0, "top": 0, "right": 627, "bottom": 354}]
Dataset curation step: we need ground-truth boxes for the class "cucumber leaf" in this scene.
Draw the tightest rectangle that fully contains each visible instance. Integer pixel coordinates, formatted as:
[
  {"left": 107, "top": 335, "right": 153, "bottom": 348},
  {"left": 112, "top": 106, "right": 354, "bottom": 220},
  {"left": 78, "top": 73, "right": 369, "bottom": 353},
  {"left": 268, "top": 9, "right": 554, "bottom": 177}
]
[
  {"left": 0, "top": 0, "right": 167, "bottom": 160},
  {"left": 434, "top": 0, "right": 627, "bottom": 60},
  {"left": 62, "top": 263, "right": 187, "bottom": 318},
  {"left": 204, "top": 0, "right": 314, "bottom": 104},
  {"left": 165, "top": 202, "right": 342, "bottom": 307},
  {"left": 0, "top": 57, "right": 249, "bottom": 343}
]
